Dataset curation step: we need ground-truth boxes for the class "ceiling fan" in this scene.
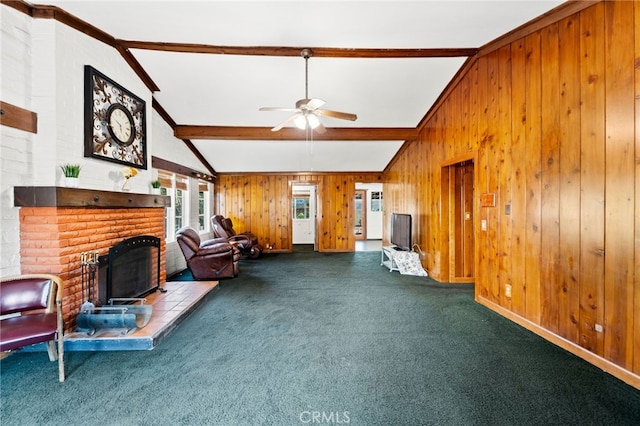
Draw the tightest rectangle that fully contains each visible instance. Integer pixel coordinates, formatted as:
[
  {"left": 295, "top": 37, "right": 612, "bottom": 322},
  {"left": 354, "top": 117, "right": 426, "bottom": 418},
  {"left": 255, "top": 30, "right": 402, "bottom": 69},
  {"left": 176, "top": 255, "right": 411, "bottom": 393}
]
[{"left": 259, "top": 48, "right": 357, "bottom": 133}]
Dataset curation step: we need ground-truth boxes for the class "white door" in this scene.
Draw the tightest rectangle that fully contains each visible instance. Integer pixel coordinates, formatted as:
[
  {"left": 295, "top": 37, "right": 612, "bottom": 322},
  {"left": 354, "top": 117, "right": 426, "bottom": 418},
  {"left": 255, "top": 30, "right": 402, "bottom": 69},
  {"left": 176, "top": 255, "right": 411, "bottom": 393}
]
[{"left": 292, "top": 185, "right": 316, "bottom": 244}]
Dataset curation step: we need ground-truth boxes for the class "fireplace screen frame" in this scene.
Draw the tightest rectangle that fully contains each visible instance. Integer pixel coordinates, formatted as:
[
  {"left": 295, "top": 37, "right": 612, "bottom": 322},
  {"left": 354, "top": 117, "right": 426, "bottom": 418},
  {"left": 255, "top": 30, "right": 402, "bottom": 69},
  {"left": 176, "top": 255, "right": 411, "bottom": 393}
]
[{"left": 98, "top": 235, "right": 161, "bottom": 305}]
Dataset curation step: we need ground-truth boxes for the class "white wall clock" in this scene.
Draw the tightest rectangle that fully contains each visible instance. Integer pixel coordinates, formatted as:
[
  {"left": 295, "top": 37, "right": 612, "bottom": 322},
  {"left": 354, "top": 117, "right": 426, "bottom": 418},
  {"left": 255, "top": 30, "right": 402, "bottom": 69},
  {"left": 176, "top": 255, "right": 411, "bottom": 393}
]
[{"left": 84, "top": 65, "right": 147, "bottom": 169}]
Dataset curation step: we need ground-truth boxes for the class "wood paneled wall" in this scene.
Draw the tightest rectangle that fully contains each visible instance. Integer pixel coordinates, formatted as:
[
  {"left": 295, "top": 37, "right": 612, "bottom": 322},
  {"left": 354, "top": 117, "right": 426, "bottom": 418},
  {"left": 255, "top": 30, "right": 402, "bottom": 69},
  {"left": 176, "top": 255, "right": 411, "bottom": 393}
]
[
  {"left": 215, "top": 173, "right": 381, "bottom": 252},
  {"left": 383, "top": 0, "right": 640, "bottom": 386}
]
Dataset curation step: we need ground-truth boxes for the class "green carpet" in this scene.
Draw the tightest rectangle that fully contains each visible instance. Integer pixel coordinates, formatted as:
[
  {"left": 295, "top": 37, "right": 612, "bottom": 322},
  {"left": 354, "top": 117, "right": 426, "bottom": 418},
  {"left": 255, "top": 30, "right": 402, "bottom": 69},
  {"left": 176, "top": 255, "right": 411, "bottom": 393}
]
[{"left": 2, "top": 251, "right": 640, "bottom": 425}]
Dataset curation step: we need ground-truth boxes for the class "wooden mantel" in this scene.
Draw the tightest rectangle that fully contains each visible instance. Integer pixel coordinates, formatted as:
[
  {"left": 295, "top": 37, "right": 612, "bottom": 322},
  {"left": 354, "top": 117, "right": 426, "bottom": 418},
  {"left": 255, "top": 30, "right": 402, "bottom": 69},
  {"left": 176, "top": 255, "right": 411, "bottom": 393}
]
[{"left": 14, "top": 186, "right": 171, "bottom": 208}]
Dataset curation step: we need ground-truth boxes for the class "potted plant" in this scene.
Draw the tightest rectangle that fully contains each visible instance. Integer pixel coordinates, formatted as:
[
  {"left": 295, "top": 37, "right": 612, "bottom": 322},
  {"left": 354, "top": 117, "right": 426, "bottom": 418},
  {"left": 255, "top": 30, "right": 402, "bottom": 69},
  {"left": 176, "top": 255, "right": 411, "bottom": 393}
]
[
  {"left": 60, "top": 164, "right": 81, "bottom": 188},
  {"left": 150, "top": 179, "right": 161, "bottom": 194}
]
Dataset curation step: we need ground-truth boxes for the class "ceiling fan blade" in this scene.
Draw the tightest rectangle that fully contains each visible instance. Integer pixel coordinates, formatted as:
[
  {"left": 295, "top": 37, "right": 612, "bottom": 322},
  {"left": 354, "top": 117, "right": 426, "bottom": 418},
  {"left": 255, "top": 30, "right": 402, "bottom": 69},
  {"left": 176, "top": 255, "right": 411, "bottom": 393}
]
[
  {"left": 313, "top": 121, "right": 326, "bottom": 134},
  {"left": 296, "top": 98, "right": 325, "bottom": 111},
  {"left": 306, "top": 98, "right": 326, "bottom": 111},
  {"left": 315, "top": 109, "right": 358, "bottom": 121},
  {"left": 259, "top": 106, "right": 300, "bottom": 112},
  {"left": 271, "top": 113, "right": 301, "bottom": 132}
]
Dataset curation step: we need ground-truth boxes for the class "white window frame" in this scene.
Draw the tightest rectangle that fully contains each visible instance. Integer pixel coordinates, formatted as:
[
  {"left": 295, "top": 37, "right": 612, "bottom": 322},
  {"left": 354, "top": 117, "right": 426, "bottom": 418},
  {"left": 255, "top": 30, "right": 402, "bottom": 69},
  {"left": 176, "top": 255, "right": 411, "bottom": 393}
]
[
  {"left": 157, "top": 171, "right": 189, "bottom": 241},
  {"left": 197, "top": 180, "right": 211, "bottom": 232}
]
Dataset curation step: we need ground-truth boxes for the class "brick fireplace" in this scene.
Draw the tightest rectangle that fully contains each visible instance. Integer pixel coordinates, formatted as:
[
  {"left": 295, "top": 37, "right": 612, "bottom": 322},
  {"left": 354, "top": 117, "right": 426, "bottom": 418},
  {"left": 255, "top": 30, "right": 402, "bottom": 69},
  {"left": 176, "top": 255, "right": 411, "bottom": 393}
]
[{"left": 14, "top": 187, "right": 171, "bottom": 330}]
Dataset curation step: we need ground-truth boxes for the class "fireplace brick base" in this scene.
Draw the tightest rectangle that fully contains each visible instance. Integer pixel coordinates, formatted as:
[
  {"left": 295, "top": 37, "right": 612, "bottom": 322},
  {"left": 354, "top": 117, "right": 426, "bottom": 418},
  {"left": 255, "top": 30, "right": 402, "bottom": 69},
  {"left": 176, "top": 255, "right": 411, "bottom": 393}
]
[{"left": 18, "top": 206, "right": 167, "bottom": 330}]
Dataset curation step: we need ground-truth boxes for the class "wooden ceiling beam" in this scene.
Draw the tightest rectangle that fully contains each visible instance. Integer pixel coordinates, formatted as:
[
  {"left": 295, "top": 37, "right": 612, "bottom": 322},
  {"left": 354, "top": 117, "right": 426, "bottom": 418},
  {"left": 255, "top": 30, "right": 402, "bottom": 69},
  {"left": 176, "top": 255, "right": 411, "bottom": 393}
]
[
  {"left": 120, "top": 41, "right": 478, "bottom": 58},
  {"left": 4, "top": 2, "right": 118, "bottom": 48},
  {"left": 175, "top": 126, "right": 417, "bottom": 141},
  {"left": 0, "top": 101, "right": 37, "bottom": 133}
]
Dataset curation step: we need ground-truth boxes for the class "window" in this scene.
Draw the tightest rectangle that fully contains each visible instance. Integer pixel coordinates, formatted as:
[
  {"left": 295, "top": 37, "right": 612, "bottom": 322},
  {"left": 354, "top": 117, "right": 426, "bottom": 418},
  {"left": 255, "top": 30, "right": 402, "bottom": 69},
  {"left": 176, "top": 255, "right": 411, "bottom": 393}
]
[
  {"left": 157, "top": 171, "right": 189, "bottom": 240},
  {"left": 293, "top": 196, "right": 310, "bottom": 220},
  {"left": 175, "top": 187, "right": 185, "bottom": 231},
  {"left": 160, "top": 186, "right": 169, "bottom": 234},
  {"left": 198, "top": 180, "right": 210, "bottom": 231},
  {"left": 155, "top": 170, "right": 212, "bottom": 240},
  {"left": 371, "top": 191, "right": 383, "bottom": 212},
  {"left": 174, "top": 175, "right": 188, "bottom": 234}
]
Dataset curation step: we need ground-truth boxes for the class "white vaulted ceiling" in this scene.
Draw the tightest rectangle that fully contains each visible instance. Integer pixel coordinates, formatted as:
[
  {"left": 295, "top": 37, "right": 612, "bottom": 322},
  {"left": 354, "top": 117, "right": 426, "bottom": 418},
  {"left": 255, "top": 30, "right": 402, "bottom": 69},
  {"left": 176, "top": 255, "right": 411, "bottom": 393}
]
[{"left": 43, "top": 0, "right": 565, "bottom": 173}]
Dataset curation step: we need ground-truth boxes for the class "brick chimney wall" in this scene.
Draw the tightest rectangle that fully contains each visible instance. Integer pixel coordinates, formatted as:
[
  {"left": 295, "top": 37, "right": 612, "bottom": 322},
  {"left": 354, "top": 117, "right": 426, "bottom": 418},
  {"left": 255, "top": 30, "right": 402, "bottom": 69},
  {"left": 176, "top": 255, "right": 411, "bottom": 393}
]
[{"left": 18, "top": 206, "right": 167, "bottom": 330}]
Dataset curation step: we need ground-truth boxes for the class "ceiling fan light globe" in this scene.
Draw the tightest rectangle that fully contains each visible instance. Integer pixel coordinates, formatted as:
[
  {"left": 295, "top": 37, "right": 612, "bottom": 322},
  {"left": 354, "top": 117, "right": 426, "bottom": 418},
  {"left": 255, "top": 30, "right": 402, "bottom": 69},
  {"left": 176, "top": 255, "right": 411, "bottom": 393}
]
[
  {"left": 294, "top": 115, "right": 307, "bottom": 130},
  {"left": 307, "top": 114, "right": 320, "bottom": 129}
]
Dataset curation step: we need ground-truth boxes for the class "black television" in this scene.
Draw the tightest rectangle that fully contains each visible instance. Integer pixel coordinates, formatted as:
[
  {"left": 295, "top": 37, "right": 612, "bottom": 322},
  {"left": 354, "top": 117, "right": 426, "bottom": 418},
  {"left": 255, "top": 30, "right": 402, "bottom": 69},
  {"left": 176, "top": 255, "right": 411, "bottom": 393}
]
[{"left": 390, "top": 213, "right": 412, "bottom": 251}]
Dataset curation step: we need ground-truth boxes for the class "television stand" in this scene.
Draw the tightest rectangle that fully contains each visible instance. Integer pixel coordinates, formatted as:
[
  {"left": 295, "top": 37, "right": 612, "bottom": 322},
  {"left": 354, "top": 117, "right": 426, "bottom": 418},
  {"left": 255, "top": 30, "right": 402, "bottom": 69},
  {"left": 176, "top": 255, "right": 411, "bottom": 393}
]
[{"left": 381, "top": 245, "right": 403, "bottom": 272}]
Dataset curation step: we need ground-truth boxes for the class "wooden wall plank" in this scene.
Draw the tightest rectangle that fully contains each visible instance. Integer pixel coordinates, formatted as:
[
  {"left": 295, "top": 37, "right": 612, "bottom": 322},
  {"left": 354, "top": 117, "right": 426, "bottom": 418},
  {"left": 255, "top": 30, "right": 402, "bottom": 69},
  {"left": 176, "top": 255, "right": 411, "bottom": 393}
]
[
  {"left": 449, "top": 91, "right": 459, "bottom": 158},
  {"left": 462, "top": 162, "right": 475, "bottom": 278},
  {"left": 242, "top": 176, "right": 251, "bottom": 230},
  {"left": 274, "top": 176, "right": 282, "bottom": 247},
  {"left": 469, "top": 61, "right": 479, "bottom": 154},
  {"left": 486, "top": 51, "right": 500, "bottom": 303},
  {"left": 634, "top": 0, "right": 640, "bottom": 374},
  {"left": 423, "top": 126, "right": 438, "bottom": 276},
  {"left": 460, "top": 76, "right": 471, "bottom": 152},
  {"left": 324, "top": 175, "right": 334, "bottom": 249},
  {"left": 579, "top": 1, "right": 606, "bottom": 356},
  {"left": 510, "top": 38, "right": 527, "bottom": 316},
  {"left": 540, "top": 22, "right": 561, "bottom": 334},
  {"left": 231, "top": 177, "right": 240, "bottom": 220},
  {"left": 524, "top": 31, "right": 543, "bottom": 324},
  {"left": 453, "top": 166, "right": 463, "bottom": 277},
  {"left": 436, "top": 113, "right": 449, "bottom": 279},
  {"left": 497, "top": 44, "right": 513, "bottom": 308},
  {"left": 250, "top": 175, "right": 260, "bottom": 242},
  {"left": 476, "top": 56, "right": 490, "bottom": 297},
  {"left": 337, "top": 174, "right": 346, "bottom": 250},
  {"left": 603, "top": 0, "right": 636, "bottom": 368},
  {"left": 333, "top": 175, "right": 342, "bottom": 250},
  {"left": 557, "top": 13, "right": 582, "bottom": 342}
]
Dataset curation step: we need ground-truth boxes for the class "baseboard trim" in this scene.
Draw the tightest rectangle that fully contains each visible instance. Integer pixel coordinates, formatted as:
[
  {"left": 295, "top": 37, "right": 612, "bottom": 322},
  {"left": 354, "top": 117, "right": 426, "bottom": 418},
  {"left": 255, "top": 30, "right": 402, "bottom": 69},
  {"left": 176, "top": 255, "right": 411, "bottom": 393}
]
[{"left": 476, "top": 295, "right": 640, "bottom": 390}]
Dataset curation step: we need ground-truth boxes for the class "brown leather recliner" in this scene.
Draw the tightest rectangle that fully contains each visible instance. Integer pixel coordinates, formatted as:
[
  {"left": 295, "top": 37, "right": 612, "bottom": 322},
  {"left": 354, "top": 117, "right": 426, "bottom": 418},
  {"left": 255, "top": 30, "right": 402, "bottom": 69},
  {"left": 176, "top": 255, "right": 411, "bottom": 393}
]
[
  {"left": 211, "top": 215, "right": 263, "bottom": 259},
  {"left": 176, "top": 227, "right": 240, "bottom": 279}
]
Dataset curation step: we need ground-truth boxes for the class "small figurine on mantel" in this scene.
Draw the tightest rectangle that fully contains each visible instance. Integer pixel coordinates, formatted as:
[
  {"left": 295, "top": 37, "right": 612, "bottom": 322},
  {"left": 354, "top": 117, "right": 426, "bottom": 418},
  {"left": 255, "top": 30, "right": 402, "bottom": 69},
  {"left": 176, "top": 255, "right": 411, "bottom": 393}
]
[{"left": 122, "top": 167, "right": 138, "bottom": 191}]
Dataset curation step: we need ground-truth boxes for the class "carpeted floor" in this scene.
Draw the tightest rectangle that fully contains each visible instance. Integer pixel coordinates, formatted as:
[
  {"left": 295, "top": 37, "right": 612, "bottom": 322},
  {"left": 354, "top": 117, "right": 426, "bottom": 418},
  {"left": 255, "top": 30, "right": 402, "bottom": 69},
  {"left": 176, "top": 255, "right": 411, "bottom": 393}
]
[{"left": 2, "top": 251, "right": 640, "bottom": 425}]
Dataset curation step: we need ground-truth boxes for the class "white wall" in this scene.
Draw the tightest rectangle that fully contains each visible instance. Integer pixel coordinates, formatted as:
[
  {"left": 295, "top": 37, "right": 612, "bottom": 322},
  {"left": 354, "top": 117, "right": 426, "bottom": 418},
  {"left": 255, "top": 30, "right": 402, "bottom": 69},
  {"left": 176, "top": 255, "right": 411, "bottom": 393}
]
[
  {"left": 152, "top": 108, "right": 213, "bottom": 277},
  {"left": 152, "top": 110, "right": 210, "bottom": 175},
  {"left": 1, "top": 7, "right": 34, "bottom": 275},
  {"left": 355, "top": 182, "right": 383, "bottom": 240},
  {"left": 0, "top": 5, "right": 209, "bottom": 277}
]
